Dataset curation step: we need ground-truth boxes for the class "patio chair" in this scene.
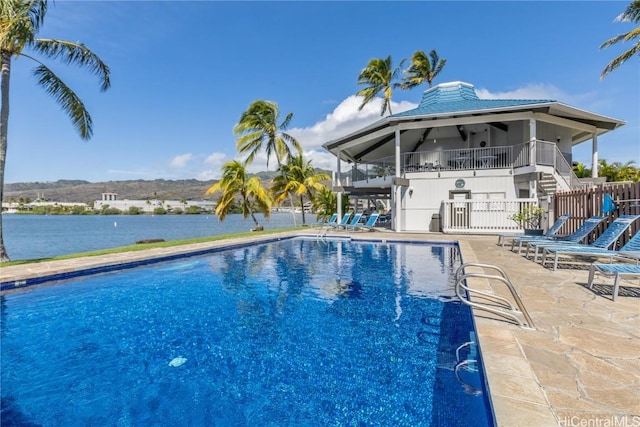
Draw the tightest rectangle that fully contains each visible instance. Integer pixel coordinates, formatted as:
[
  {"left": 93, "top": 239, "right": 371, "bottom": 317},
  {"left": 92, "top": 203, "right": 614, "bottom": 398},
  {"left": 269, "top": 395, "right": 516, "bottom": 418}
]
[
  {"left": 316, "top": 213, "right": 338, "bottom": 227},
  {"left": 352, "top": 213, "right": 380, "bottom": 232},
  {"left": 499, "top": 213, "right": 570, "bottom": 248},
  {"left": 328, "top": 213, "right": 352, "bottom": 229},
  {"left": 540, "top": 216, "right": 640, "bottom": 270},
  {"left": 587, "top": 260, "right": 640, "bottom": 301},
  {"left": 521, "top": 216, "right": 606, "bottom": 259},
  {"left": 341, "top": 212, "right": 363, "bottom": 230}
]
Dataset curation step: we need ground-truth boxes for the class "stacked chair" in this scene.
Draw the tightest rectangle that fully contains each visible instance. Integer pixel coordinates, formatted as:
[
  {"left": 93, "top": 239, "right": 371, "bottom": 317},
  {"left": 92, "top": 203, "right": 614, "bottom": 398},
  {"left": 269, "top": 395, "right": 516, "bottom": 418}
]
[{"left": 520, "top": 216, "right": 606, "bottom": 259}]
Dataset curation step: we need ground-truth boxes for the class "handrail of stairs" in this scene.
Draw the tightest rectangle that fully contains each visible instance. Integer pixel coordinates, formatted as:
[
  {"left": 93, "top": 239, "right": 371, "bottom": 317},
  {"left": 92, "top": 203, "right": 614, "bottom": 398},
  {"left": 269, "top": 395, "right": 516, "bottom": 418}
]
[{"left": 454, "top": 262, "right": 536, "bottom": 330}]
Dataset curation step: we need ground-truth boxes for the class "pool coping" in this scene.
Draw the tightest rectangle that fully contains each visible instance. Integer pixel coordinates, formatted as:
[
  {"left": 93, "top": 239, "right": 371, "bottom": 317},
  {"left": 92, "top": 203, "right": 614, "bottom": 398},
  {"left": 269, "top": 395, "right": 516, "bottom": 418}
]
[{"left": 2, "top": 229, "right": 638, "bottom": 426}]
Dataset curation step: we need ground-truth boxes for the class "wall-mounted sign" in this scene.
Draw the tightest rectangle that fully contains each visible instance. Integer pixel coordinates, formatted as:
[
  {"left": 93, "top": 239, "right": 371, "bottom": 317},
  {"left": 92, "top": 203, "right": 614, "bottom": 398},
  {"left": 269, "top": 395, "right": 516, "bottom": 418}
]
[{"left": 455, "top": 179, "right": 466, "bottom": 189}]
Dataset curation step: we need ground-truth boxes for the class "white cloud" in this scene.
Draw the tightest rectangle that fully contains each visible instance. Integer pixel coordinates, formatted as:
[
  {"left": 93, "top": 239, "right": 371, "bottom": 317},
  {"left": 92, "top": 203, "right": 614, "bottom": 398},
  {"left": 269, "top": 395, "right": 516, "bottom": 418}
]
[
  {"left": 475, "top": 83, "right": 568, "bottom": 100},
  {"left": 169, "top": 153, "right": 193, "bottom": 168},
  {"left": 288, "top": 95, "right": 416, "bottom": 152},
  {"left": 204, "top": 152, "right": 227, "bottom": 167}
]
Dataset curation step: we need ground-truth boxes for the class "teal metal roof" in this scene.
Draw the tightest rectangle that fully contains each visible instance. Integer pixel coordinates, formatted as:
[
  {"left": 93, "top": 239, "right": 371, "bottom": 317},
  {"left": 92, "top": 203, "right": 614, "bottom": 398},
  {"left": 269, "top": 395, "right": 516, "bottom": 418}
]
[{"left": 391, "top": 81, "right": 555, "bottom": 118}]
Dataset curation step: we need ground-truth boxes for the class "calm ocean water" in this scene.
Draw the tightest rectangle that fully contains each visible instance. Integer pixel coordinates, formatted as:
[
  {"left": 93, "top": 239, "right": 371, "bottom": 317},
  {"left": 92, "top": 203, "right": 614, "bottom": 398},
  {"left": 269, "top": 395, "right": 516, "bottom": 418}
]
[{"left": 1, "top": 213, "right": 305, "bottom": 261}]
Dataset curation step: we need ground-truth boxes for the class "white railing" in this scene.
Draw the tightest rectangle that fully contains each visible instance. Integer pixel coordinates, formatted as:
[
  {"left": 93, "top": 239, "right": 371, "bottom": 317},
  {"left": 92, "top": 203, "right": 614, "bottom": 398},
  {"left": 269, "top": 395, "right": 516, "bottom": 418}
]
[
  {"left": 442, "top": 199, "right": 539, "bottom": 234},
  {"left": 343, "top": 140, "right": 585, "bottom": 191},
  {"left": 537, "top": 141, "right": 585, "bottom": 190},
  {"left": 349, "top": 156, "right": 396, "bottom": 183},
  {"left": 403, "top": 146, "right": 513, "bottom": 172}
]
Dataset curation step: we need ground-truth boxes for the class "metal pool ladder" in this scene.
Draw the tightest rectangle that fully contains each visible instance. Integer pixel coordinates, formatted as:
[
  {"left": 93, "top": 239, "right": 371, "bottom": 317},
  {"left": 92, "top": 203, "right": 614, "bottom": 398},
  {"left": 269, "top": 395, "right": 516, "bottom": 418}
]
[{"left": 455, "top": 262, "right": 536, "bottom": 330}]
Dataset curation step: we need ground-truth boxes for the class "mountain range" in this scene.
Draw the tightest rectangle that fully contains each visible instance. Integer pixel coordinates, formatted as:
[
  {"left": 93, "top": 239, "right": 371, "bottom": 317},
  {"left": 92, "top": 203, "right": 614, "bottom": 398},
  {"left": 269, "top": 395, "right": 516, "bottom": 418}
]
[
  {"left": 3, "top": 170, "right": 327, "bottom": 204},
  {"left": 3, "top": 179, "right": 221, "bottom": 204}
]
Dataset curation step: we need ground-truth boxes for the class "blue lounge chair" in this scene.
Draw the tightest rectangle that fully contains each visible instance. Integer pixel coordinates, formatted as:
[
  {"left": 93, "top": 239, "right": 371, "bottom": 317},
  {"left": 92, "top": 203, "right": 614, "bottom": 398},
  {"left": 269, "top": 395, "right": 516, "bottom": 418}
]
[
  {"left": 328, "top": 213, "right": 352, "bottom": 229},
  {"left": 541, "top": 216, "right": 640, "bottom": 270},
  {"left": 523, "top": 216, "right": 606, "bottom": 260},
  {"left": 341, "top": 212, "right": 363, "bottom": 230},
  {"left": 588, "top": 261, "right": 640, "bottom": 301},
  {"left": 500, "top": 213, "right": 570, "bottom": 248},
  {"left": 316, "top": 213, "right": 338, "bottom": 227},
  {"left": 352, "top": 213, "right": 380, "bottom": 232}
]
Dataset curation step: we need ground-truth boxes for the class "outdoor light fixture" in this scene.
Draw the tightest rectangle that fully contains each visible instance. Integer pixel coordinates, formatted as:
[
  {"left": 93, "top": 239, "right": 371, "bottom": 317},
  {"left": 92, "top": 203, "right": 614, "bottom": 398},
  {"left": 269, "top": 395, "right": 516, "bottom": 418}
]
[{"left": 409, "top": 187, "right": 414, "bottom": 196}]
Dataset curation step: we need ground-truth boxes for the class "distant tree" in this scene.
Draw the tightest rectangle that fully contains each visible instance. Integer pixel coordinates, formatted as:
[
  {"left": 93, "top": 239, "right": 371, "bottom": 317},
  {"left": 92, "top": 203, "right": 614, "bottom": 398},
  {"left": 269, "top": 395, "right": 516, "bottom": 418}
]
[
  {"left": 400, "top": 49, "right": 447, "bottom": 90},
  {"left": 127, "top": 206, "right": 142, "bottom": 215},
  {"left": 0, "top": 1, "right": 110, "bottom": 261},
  {"left": 100, "top": 207, "right": 121, "bottom": 215},
  {"left": 172, "top": 207, "right": 183, "bottom": 215},
  {"left": 600, "top": 1, "right": 640, "bottom": 79},
  {"left": 185, "top": 205, "right": 201, "bottom": 214},
  {"left": 205, "top": 160, "right": 272, "bottom": 230},
  {"left": 71, "top": 205, "right": 88, "bottom": 215},
  {"left": 599, "top": 159, "right": 639, "bottom": 182},
  {"left": 572, "top": 162, "right": 592, "bottom": 178},
  {"left": 153, "top": 207, "right": 167, "bottom": 215},
  {"left": 356, "top": 55, "right": 405, "bottom": 116},
  {"left": 234, "top": 100, "right": 301, "bottom": 225},
  {"left": 270, "top": 154, "right": 330, "bottom": 225}
]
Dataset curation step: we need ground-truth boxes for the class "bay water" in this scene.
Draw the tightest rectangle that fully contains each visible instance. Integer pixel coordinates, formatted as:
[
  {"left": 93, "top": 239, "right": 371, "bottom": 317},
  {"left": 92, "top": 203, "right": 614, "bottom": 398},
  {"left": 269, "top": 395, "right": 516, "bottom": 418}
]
[{"left": 1, "top": 213, "right": 305, "bottom": 261}]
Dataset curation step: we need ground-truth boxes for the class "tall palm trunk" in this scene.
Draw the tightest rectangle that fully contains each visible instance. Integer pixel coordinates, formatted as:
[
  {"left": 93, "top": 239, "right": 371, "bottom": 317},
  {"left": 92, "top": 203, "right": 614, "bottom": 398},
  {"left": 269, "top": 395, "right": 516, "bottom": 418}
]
[
  {"left": 277, "top": 158, "right": 298, "bottom": 227},
  {"left": 0, "top": 51, "right": 11, "bottom": 262},
  {"left": 299, "top": 194, "right": 306, "bottom": 225}
]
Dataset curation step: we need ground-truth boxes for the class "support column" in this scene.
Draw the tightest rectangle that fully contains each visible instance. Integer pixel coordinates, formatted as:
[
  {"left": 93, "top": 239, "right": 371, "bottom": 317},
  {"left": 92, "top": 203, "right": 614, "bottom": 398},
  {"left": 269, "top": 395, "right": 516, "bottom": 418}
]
[
  {"left": 394, "top": 127, "right": 402, "bottom": 232},
  {"left": 592, "top": 132, "right": 599, "bottom": 178},
  {"left": 336, "top": 150, "right": 342, "bottom": 219},
  {"left": 529, "top": 175, "right": 538, "bottom": 199},
  {"left": 529, "top": 118, "right": 537, "bottom": 167}
]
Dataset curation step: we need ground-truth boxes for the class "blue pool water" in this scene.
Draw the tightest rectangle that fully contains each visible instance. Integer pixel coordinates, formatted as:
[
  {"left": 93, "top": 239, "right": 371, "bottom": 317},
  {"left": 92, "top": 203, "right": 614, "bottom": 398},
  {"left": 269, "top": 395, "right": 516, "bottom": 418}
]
[{"left": 1, "top": 238, "right": 494, "bottom": 426}]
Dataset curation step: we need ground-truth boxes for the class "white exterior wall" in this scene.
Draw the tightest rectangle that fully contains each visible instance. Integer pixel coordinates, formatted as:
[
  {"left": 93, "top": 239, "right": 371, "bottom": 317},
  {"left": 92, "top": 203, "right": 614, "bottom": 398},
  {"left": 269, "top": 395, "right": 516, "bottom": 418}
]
[{"left": 402, "top": 170, "right": 517, "bottom": 232}]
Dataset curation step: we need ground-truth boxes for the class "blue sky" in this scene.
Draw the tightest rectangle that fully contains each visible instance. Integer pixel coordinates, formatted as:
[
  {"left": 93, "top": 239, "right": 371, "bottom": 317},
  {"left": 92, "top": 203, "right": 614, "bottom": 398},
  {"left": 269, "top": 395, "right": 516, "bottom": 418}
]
[{"left": 6, "top": 0, "right": 639, "bottom": 183}]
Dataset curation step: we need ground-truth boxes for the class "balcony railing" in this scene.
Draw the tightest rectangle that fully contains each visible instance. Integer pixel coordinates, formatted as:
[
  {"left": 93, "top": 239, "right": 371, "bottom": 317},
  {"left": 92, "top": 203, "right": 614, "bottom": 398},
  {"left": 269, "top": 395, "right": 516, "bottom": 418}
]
[
  {"left": 402, "top": 145, "right": 514, "bottom": 172},
  {"left": 337, "top": 140, "right": 583, "bottom": 190}
]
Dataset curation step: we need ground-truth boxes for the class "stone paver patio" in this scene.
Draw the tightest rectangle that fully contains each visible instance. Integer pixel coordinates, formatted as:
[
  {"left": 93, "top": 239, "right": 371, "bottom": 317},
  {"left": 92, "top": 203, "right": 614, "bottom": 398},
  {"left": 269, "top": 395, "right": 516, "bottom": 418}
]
[{"left": 1, "top": 230, "right": 638, "bottom": 426}]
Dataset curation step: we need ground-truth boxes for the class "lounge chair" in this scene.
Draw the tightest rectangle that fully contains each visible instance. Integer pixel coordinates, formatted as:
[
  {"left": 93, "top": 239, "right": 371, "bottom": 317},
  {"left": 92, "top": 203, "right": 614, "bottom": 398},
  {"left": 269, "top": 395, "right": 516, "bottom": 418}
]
[
  {"left": 499, "top": 213, "right": 570, "bottom": 247},
  {"left": 587, "top": 260, "right": 640, "bottom": 301},
  {"left": 328, "top": 213, "right": 352, "bottom": 229},
  {"left": 521, "top": 216, "right": 606, "bottom": 259},
  {"left": 341, "top": 212, "right": 363, "bottom": 230},
  {"left": 352, "top": 213, "right": 380, "bottom": 232},
  {"left": 540, "top": 216, "right": 640, "bottom": 270},
  {"left": 316, "top": 213, "right": 338, "bottom": 227}
]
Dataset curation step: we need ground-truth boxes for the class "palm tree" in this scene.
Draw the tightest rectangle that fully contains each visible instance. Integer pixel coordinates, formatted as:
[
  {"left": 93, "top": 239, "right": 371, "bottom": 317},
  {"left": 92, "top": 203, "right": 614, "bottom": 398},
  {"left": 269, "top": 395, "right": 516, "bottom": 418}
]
[
  {"left": 400, "top": 49, "right": 447, "bottom": 90},
  {"left": 0, "top": 1, "right": 111, "bottom": 262},
  {"left": 356, "top": 55, "right": 405, "bottom": 116},
  {"left": 270, "top": 154, "right": 330, "bottom": 225},
  {"left": 600, "top": 1, "right": 640, "bottom": 79},
  {"left": 572, "top": 162, "right": 592, "bottom": 178},
  {"left": 234, "top": 100, "right": 302, "bottom": 225},
  {"left": 312, "top": 186, "right": 349, "bottom": 222},
  {"left": 205, "top": 160, "right": 272, "bottom": 230},
  {"left": 599, "top": 159, "right": 640, "bottom": 182}
]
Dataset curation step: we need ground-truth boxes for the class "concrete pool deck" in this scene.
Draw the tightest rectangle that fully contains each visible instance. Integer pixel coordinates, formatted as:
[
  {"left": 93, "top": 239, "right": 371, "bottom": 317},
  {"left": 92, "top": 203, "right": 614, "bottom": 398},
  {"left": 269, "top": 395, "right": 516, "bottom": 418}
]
[{"left": 1, "top": 230, "right": 638, "bottom": 427}]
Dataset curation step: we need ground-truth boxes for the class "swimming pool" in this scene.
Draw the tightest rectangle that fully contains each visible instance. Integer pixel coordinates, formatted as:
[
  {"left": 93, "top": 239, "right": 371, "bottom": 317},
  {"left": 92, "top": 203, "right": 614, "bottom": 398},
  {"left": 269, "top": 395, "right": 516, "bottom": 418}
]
[{"left": 1, "top": 237, "right": 494, "bottom": 426}]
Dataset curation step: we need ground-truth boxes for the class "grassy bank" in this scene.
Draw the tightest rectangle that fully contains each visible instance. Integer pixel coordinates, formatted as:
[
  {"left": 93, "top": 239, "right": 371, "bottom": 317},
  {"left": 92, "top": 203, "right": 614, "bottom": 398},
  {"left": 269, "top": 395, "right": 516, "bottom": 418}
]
[{"left": 1, "top": 227, "right": 302, "bottom": 267}]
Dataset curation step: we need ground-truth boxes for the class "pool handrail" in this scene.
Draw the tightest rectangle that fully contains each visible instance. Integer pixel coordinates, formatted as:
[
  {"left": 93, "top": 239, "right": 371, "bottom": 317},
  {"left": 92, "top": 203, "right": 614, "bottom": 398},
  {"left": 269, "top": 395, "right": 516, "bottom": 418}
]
[{"left": 454, "top": 262, "right": 536, "bottom": 330}]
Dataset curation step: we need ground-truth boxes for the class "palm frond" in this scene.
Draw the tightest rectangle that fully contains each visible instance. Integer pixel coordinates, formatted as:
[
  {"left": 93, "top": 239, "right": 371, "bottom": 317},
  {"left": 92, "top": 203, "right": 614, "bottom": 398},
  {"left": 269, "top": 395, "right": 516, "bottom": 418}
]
[
  {"left": 1, "top": 0, "right": 43, "bottom": 53},
  {"left": 32, "top": 38, "right": 111, "bottom": 91},
  {"left": 600, "top": 2, "right": 640, "bottom": 78},
  {"left": 33, "top": 63, "right": 93, "bottom": 139}
]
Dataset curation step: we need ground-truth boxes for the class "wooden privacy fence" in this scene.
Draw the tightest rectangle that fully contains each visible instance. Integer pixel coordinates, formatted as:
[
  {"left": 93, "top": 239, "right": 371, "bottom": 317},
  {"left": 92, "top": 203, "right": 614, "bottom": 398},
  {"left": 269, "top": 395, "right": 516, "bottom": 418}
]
[{"left": 554, "top": 182, "right": 640, "bottom": 246}]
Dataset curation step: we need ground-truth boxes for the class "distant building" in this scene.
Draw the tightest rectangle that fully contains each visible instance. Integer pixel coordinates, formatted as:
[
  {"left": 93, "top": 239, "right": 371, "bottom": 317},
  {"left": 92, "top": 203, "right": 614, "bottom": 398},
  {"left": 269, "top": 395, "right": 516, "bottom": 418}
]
[{"left": 94, "top": 193, "right": 216, "bottom": 213}]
